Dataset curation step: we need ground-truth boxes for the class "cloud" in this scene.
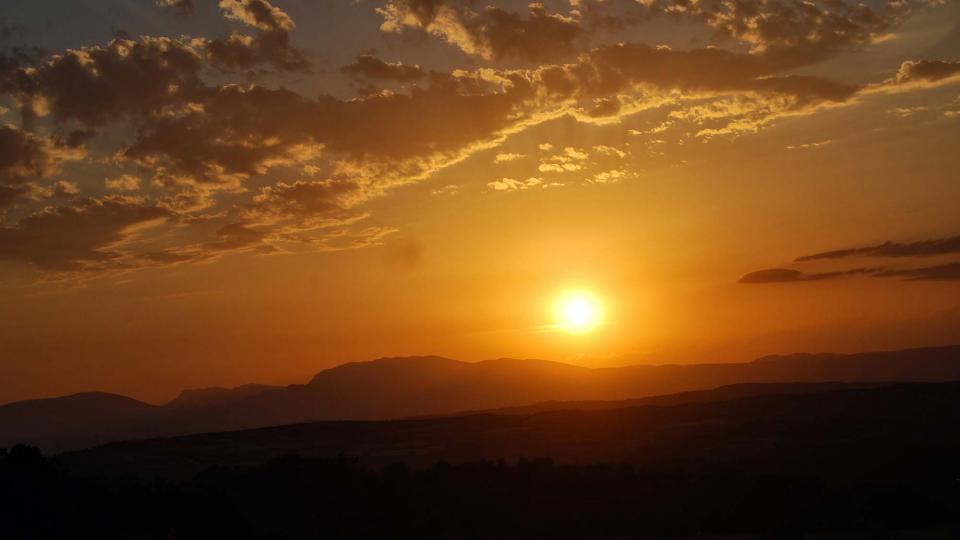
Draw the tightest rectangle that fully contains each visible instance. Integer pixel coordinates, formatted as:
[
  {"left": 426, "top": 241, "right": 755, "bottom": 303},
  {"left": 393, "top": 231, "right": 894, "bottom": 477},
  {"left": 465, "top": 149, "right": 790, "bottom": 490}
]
[
  {"left": 0, "top": 196, "right": 170, "bottom": 270},
  {"left": 796, "top": 234, "right": 960, "bottom": 261},
  {"left": 743, "top": 232, "right": 960, "bottom": 285},
  {"left": 244, "top": 179, "right": 362, "bottom": 226},
  {"left": 494, "top": 152, "right": 524, "bottom": 163},
  {"left": 0, "top": 46, "right": 45, "bottom": 97},
  {"left": 105, "top": 175, "right": 142, "bottom": 192},
  {"left": 1, "top": 1, "right": 955, "bottom": 278},
  {"left": 13, "top": 37, "right": 204, "bottom": 126},
  {"left": 207, "top": 0, "right": 308, "bottom": 73},
  {"left": 26, "top": 180, "right": 80, "bottom": 200},
  {"left": 574, "top": 0, "right": 917, "bottom": 69},
  {"left": 698, "top": 0, "right": 911, "bottom": 68},
  {"left": 157, "top": 0, "right": 194, "bottom": 16},
  {"left": 738, "top": 268, "right": 848, "bottom": 284},
  {"left": 867, "top": 60, "right": 960, "bottom": 94},
  {"left": 892, "top": 60, "right": 960, "bottom": 85},
  {"left": 872, "top": 262, "right": 960, "bottom": 282},
  {"left": 0, "top": 124, "right": 82, "bottom": 185},
  {"left": 786, "top": 139, "right": 833, "bottom": 150},
  {"left": 204, "top": 222, "right": 272, "bottom": 252},
  {"left": 0, "top": 184, "right": 25, "bottom": 209},
  {"left": 340, "top": 55, "right": 425, "bottom": 83},
  {"left": 488, "top": 177, "right": 544, "bottom": 191},
  {"left": 739, "top": 266, "right": 886, "bottom": 284},
  {"left": 589, "top": 169, "right": 627, "bottom": 184},
  {"left": 379, "top": 1, "right": 583, "bottom": 62}
]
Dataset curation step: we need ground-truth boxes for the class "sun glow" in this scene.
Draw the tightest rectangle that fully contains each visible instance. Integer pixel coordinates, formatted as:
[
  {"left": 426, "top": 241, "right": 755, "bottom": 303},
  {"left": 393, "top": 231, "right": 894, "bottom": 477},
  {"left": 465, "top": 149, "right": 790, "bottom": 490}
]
[{"left": 555, "top": 290, "right": 602, "bottom": 333}]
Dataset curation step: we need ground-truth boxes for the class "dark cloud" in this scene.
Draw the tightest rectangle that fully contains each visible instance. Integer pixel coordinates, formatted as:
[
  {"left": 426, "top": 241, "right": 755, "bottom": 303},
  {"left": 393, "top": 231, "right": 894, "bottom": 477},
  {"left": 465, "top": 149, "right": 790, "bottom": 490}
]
[
  {"left": 0, "top": 196, "right": 170, "bottom": 270},
  {"left": 696, "top": 0, "right": 908, "bottom": 68},
  {"left": 467, "top": 5, "right": 583, "bottom": 62},
  {"left": 245, "top": 179, "right": 360, "bottom": 221},
  {"left": 0, "top": 184, "right": 25, "bottom": 209},
  {"left": 203, "top": 222, "right": 274, "bottom": 253},
  {"left": 122, "top": 85, "right": 319, "bottom": 183},
  {"left": 208, "top": 0, "right": 308, "bottom": 73},
  {"left": 872, "top": 262, "right": 960, "bottom": 282},
  {"left": 536, "top": 43, "right": 859, "bottom": 104},
  {"left": 0, "top": 46, "right": 44, "bottom": 92},
  {"left": 0, "top": 0, "right": 951, "bottom": 278},
  {"left": 15, "top": 37, "right": 204, "bottom": 126},
  {"left": 738, "top": 268, "right": 846, "bottom": 284},
  {"left": 384, "top": 0, "right": 913, "bottom": 68},
  {"left": 380, "top": 1, "right": 584, "bottom": 62},
  {"left": 122, "top": 72, "right": 524, "bottom": 181},
  {"left": 157, "top": 0, "right": 194, "bottom": 16},
  {"left": 104, "top": 40, "right": 863, "bottom": 199},
  {"left": 0, "top": 124, "right": 74, "bottom": 185},
  {"left": 340, "top": 55, "right": 425, "bottom": 83},
  {"left": 8, "top": 4, "right": 306, "bottom": 131},
  {"left": 890, "top": 60, "right": 960, "bottom": 85},
  {"left": 797, "top": 235, "right": 960, "bottom": 262}
]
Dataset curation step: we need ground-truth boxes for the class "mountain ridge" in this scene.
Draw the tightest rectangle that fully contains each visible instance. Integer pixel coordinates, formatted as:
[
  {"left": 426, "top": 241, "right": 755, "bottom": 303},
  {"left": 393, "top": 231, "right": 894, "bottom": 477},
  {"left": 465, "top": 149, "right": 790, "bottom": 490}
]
[{"left": 2, "top": 344, "right": 959, "bottom": 452}]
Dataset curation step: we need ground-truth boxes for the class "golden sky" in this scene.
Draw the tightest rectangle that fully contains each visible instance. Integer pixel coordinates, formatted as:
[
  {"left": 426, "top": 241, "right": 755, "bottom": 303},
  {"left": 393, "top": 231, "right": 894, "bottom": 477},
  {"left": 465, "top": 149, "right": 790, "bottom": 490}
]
[{"left": 1, "top": 0, "right": 959, "bottom": 403}]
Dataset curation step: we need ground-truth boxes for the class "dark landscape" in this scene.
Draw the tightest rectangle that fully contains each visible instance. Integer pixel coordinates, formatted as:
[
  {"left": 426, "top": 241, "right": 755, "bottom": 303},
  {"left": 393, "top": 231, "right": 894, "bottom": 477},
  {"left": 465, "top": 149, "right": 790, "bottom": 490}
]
[
  {"left": 3, "top": 346, "right": 960, "bottom": 538},
  {"left": 4, "top": 346, "right": 960, "bottom": 452}
]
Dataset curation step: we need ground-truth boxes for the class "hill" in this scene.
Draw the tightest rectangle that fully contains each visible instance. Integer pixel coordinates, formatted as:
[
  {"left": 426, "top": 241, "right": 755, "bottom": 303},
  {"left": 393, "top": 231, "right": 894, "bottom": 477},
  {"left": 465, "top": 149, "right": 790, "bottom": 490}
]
[
  {"left": 2, "top": 345, "right": 959, "bottom": 451},
  {"left": 0, "top": 393, "right": 158, "bottom": 452},
  {"left": 59, "top": 381, "right": 960, "bottom": 481}
]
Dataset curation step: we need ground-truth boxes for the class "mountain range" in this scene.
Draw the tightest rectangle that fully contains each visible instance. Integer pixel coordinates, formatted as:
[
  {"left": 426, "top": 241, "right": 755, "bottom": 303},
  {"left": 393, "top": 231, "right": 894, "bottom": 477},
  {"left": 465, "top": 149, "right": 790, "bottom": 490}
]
[{"left": 3, "top": 345, "right": 959, "bottom": 452}]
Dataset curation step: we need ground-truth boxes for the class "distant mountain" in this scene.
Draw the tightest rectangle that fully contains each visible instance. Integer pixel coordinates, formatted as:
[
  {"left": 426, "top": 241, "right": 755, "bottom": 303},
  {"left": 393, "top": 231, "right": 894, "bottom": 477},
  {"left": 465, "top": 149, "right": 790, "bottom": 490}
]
[
  {"left": 164, "top": 384, "right": 279, "bottom": 410},
  {"left": 59, "top": 381, "right": 960, "bottom": 481},
  {"left": 0, "top": 392, "right": 158, "bottom": 451},
  {"left": 443, "top": 381, "right": 890, "bottom": 417},
  {"left": 2, "top": 345, "right": 960, "bottom": 452}
]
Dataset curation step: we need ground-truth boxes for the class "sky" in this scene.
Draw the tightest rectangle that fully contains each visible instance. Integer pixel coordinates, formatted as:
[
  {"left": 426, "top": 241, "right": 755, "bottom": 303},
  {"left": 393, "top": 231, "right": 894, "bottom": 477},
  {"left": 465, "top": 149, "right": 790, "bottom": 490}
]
[{"left": 0, "top": 0, "right": 959, "bottom": 404}]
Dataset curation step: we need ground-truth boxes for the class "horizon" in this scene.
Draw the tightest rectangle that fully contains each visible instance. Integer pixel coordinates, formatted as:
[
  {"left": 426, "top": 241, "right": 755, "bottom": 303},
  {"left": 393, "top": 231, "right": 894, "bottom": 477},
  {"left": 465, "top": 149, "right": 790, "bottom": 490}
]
[
  {"left": 6, "top": 342, "right": 960, "bottom": 407},
  {"left": 1, "top": 0, "right": 959, "bottom": 405}
]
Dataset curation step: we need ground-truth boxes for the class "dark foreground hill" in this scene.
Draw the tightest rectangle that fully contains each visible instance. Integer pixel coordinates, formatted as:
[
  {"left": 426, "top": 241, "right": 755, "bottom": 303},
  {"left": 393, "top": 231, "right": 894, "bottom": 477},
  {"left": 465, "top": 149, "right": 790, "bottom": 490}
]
[
  {"left": 60, "top": 381, "right": 960, "bottom": 481},
  {"left": 3, "top": 345, "right": 960, "bottom": 451},
  {"left": 6, "top": 382, "right": 959, "bottom": 539}
]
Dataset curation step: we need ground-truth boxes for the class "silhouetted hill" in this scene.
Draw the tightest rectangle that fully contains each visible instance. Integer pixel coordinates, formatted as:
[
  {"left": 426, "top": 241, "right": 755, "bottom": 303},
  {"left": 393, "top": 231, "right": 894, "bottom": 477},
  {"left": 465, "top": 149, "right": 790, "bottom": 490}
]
[
  {"left": 58, "top": 382, "right": 960, "bottom": 481},
  {"left": 446, "top": 381, "right": 889, "bottom": 417},
  {"left": 0, "top": 393, "right": 158, "bottom": 451},
  {"left": 2, "top": 345, "right": 959, "bottom": 451},
  {"left": 164, "top": 384, "right": 279, "bottom": 409}
]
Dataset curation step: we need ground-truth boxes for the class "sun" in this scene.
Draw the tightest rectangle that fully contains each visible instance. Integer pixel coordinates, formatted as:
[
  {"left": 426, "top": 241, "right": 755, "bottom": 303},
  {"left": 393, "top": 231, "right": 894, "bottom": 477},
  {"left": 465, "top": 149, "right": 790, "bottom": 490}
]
[{"left": 555, "top": 290, "right": 602, "bottom": 333}]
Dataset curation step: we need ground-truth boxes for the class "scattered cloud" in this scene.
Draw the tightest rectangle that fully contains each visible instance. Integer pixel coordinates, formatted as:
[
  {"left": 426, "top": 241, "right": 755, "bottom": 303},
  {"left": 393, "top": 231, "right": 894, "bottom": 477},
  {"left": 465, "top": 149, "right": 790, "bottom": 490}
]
[
  {"left": 743, "top": 232, "right": 960, "bottom": 285},
  {"left": 488, "top": 177, "right": 544, "bottom": 191},
  {"left": 431, "top": 184, "right": 460, "bottom": 196},
  {"left": 872, "top": 262, "right": 960, "bottom": 281},
  {"left": 786, "top": 140, "right": 833, "bottom": 150},
  {"left": 378, "top": 1, "right": 583, "bottom": 62},
  {"left": 207, "top": 0, "right": 309, "bottom": 73},
  {"left": 157, "top": 0, "right": 194, "bottom": 16},
  {"left": 887, "top": 106, "right": 928, "bottom": 117},
  {"left": 1, "top": 0, "right": 958, "bottom": 279},
  {"left": 340, "top": 55, "right": 425, "bottom": 83},
  {"left": 738, "top": 268, "right": 867, "bottom": 284},
  {"left": 105, "top": 175, "right": 142, "bottom": 192},
  {"left": 796, "top": 234, "right": 960, "bottom": 261},
  {"left": 494, "top": 152, "right": 524, "bottom": 163},
  {"left": 589, "top": 169, "right": 627, "bottom": 184},
  {"left": 0, "top": 124, "right": 83, "bottom": 184},
  {"left": 0, "top": 196, "right": 170, "bottom": 271}
]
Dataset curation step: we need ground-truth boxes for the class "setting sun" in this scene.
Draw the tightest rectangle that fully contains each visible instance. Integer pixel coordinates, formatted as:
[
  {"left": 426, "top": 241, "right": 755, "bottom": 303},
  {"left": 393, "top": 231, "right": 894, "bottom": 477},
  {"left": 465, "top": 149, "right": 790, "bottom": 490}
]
[{"left": 556, "top": 291, "right": 602, "bottom": 333}]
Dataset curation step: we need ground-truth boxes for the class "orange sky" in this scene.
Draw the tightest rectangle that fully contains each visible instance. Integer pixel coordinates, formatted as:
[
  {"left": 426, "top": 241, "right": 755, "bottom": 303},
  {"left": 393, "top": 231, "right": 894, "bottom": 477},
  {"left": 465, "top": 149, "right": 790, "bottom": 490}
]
[{"left": 0, "top": 0, "right": 959, "bottom": 404}]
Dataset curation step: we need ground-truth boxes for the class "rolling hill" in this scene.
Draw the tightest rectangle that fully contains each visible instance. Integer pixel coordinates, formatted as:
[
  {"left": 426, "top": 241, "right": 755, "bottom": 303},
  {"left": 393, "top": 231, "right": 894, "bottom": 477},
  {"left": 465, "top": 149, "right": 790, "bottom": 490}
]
[
  {"left": 2, "top": 345, "right": 959, "bottom": 451},
  {"left": 58, "top": 381, "right": 960, "bottom": 481}
]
